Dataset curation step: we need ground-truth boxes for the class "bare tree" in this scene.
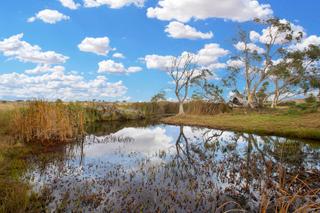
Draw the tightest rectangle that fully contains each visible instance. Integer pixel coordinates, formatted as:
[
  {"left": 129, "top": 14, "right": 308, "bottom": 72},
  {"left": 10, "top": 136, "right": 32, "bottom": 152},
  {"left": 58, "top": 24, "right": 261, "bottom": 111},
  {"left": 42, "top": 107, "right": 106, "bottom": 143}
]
[{"left": 168, "top": 53, "right": 211, "bottom": 115}]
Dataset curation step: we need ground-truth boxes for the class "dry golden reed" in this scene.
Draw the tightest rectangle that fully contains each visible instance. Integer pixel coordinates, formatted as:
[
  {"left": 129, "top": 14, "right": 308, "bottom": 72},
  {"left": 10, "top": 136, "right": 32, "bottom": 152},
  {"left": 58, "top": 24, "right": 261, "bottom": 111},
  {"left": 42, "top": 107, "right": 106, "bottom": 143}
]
[
  {"left": 129, "top": 101, "right": 230, "bottom": 116},
  {"left": 11, "top": 101, "right": 85, "bottom": 145}
]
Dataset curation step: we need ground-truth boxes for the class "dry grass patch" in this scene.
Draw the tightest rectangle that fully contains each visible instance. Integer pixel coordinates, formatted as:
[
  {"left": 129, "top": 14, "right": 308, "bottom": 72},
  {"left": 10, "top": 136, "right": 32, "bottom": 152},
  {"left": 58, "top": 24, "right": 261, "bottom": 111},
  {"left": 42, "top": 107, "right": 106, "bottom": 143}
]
[{"left": 11, "top": 101, "right": 86, "bottom": 145}]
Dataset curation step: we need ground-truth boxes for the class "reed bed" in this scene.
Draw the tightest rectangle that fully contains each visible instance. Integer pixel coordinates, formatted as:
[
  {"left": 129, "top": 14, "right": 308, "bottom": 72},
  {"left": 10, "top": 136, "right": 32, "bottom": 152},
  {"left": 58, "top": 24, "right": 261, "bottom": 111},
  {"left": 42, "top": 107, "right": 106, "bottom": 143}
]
[
  {"left": 128, "top": 101, "right": 230, "bottom": 116},
  {"left": 184, "top": 101, "right": 231, "bottom": 115},
  {"left": 11, "top": 101, "right": 86, "bottom": 145},
  {"left": 128, "top": 101, "right": 179, "bottom": 116}
]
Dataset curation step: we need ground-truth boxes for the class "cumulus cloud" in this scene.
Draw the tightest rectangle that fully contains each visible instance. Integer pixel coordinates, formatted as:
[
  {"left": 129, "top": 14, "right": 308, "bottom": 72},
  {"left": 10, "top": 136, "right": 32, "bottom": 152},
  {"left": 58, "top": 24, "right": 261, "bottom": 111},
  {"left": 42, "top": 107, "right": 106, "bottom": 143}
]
[
  {"left": 0, "top": 33, "right": 69, "bottom": 64},
  {"left": 28, "top": 9, "right": 70, "bottom": 24},
  {"left": 196, "top": 43, "right": 229, "bottom": 66},
  {"left": 234, "top": 41, "right": 265, "bottom": 54},
  {"left": 165, "top": 21, "right": 213, "bottom": 40},
  {"left": 78, "top": 37, "right": 112, "bottom": 56},
  {"left": 147, "top": 0, "right": 273, "bottom": 23},
  {"left": 144, "top": 55, "right": 174, "bottom": 70},
  {"left": 0, "top": 70, "right": 127, "bottom": 100},
  {"left": 83, "top": 0, "right": 145, "bottom": 9},
  {"left": 249, "top": 19, "right": 305, "bottom": 45},
  {"left": 127, "top": 66, "right": 143, "bottom": 73},
  {"left": 144, "top": 43, "right": 228, "bottom": 71},
  {"left": 226, "top": 59, "right": 245, "bottom": 68},
  {"left": 98, "top": 60, "right": 142, "bottom": 74},
  {"left": 112, "top": 52, "right": 125, "bottom": 58},
  {"left": 59, "top": 0, "right": 81, "bottom": 10},
  {"left": 25, "top": 64, "right": 65, "bottom": 74},
  {"left": 289, "top": 35, "right": 320, "bottom": 51}
]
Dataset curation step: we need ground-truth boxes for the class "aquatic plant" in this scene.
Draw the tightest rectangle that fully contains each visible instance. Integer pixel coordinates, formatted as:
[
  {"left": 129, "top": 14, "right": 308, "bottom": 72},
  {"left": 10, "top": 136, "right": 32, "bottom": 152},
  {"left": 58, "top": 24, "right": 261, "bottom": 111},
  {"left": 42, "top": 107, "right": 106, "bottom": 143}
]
[{"left": 11, "top": 100, "right": 86, "bottom": 145}]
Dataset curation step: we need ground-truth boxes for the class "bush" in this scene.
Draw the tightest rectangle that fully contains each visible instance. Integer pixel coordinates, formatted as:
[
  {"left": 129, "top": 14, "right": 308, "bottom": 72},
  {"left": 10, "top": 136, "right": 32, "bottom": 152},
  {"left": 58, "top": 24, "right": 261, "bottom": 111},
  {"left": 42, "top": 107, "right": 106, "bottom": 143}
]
[{"left": 305, "top": 94, "right": 317, "bottom": 104}]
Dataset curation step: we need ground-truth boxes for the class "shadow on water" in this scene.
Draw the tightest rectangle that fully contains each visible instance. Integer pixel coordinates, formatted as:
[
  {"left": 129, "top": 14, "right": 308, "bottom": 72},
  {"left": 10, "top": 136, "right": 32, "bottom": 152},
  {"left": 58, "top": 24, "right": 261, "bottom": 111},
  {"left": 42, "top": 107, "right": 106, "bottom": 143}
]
[{"left": 24, "top": 121, "right": 320, "bottom": 212}]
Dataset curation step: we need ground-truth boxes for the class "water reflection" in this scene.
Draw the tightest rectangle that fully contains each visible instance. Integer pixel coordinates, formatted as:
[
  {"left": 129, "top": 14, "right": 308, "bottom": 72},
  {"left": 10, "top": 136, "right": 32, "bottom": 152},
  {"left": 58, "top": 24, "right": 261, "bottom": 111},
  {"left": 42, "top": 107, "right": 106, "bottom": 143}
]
[{"left": 24, "top": 121, "right": 320, "bottom": 212}]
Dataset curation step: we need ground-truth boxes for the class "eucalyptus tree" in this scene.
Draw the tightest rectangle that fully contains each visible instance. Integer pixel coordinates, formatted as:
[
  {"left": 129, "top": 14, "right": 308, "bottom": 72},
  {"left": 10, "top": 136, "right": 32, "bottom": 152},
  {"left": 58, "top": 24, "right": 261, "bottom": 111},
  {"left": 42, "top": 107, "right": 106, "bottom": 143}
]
[
  {"left": 151, "top": 91, "right": 166, "bottom": 102},
  {"left": 269, "top": 44, "right": 320, "bottom": 107},
  {"left": 304, "top": 45, "right": 320, "bottom": 100},
  {"left": 227, "top": 18, "right": 304, "bottom": 108},
  {"left": 168, "top": 53, "right": 212, "bottom": 115},
  {"left": 192, "top": 72, "right": 225, "bottom": 103}
]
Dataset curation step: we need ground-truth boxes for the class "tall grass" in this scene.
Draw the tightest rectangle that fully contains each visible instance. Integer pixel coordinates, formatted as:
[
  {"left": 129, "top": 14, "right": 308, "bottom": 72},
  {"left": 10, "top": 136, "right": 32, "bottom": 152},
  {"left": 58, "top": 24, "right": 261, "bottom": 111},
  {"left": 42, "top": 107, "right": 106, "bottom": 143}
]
[
  {"left": 128, "top": 101, "right": 230, "bottom": 116},
  {"left": 11, "top": 101, "right": 86, "bottom": 145},
  {"left": 129, "top": 101, "right": 178, "bottom": 116},
  {"left": 184, "top": 101, "right": 231, "bottom": 115}
]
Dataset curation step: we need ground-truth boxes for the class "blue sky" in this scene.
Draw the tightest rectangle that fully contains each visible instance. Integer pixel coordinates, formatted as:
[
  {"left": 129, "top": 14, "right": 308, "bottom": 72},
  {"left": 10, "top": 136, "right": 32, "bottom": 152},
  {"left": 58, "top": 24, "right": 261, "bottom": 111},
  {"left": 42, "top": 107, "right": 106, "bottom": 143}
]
[{"left": 0, "top": 0, "right": 319, "bottom": 101}]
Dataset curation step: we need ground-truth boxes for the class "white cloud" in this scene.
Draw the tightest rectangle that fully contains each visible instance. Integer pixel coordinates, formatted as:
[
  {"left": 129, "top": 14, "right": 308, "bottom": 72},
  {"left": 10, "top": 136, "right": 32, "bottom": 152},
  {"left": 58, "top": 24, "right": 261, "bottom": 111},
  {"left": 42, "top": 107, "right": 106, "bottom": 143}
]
[
  {"left": 28, "top": 9, "right": 70, "bottom": 24},
  {"left": 144, "top": 55, "right": 174, "bottom": 70},
  {"left": 83, "top": 0, "right": 145, "bottom": 9},
  {"left": 196, "top": 43, "right": 229, "bottom": 66},
  {"left": 25, "top": 65, "right": 65, "bottom": 74},
  {"left": 59, "top": 0, "right": 81, "bottom": 10},
  {"left": 98, "top": 60, "right": 142, "bottom": 74},
  {"left": 165, "top": 21, "right": 213, "bottom": 40},
  {"left": 234, "top": 41, "right": 265, "bottom": 54},
  {"left": 0, "top": 33, "right": 69, "bottom": 64},
  {"left": 112, "top": 52, "right": 125, "bottom": 58},
  {"left": 0, "top": 71, "right": 127, "bottom": 100},
  {"left": 98, "top": 60, "right": 125, "bottom": 73},
  {"left": 147, "top": 0, "right": 273, "bottom": 23},
  {"left": 127, "top": 66, "right": 143, "bottom": 73},
  {"left": 289, "top": 35, "right": 320, "bottom": 51},
  {"left": 249, "top": 19, "right": 305, "bottom": 45},
  {"left": 78, "top": 37, "right": 112, "bottom": 56},
  {"left": 144, "top": 43, "right": 228, "bottom": 71},
  {"left": 226, "top": 59, "right": 245, "bottom": 68}
]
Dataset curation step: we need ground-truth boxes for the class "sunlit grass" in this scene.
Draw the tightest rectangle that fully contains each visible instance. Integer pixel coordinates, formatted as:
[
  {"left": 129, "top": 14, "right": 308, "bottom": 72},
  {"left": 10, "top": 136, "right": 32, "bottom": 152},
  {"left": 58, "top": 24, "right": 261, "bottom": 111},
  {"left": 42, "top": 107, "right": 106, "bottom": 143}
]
[
  {"left": 11, "top": 100, "right": 86, "bottom": 145},
  {"left": 163, "top": 110, "right": 320, "bottom": 140}
]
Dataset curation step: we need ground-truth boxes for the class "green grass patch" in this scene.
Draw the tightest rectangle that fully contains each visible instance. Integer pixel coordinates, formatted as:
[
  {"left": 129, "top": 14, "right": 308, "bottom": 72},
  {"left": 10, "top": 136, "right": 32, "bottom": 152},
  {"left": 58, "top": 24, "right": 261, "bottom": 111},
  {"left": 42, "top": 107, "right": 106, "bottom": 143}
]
[{"left": 162, "top": 111, "right": 320, "bottom": 141}]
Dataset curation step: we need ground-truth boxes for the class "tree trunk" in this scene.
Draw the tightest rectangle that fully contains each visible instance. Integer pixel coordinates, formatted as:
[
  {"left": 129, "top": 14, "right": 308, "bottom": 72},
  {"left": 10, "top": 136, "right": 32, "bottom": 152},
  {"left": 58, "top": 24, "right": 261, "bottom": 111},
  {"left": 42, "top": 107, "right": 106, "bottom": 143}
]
[
  {"left": 271, "top": 79, "right": 280, "bottom": 109},
  {"left": 178, "top": 102, "right": 185, "bottom": 115},
  {"left": 247, "top": 93, "right": 255, "bottom": 108},
  {"left": 318, "top": 89, "right": 320, "bottom": 101},
  {"left": 271, "top": 93, "right": 279, "bottom": 109}
]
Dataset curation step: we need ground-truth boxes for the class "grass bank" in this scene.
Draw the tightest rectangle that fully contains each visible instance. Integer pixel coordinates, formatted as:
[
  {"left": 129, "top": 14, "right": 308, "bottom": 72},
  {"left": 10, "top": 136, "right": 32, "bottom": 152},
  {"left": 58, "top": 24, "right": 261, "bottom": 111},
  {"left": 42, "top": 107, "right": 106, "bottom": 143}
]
[{"left": 162, "top": 111, "right": 320, "bottom": 140}]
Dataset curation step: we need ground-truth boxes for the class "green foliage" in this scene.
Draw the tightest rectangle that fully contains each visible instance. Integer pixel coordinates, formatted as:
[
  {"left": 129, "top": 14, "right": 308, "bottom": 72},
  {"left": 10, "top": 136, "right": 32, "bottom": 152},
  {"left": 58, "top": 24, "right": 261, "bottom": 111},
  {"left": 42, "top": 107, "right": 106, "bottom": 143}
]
[
  {"left": 286, "top": 97, "right": 319, "bottom": 115},
  {"left": 193, "top": 81, "right": 225, "bottom": 103},
  {"left": 151, "top": 91, "right": 166, "bottom": 102},
  {"left": 305, "top": 94, "right": 317, "bottom": 104}
]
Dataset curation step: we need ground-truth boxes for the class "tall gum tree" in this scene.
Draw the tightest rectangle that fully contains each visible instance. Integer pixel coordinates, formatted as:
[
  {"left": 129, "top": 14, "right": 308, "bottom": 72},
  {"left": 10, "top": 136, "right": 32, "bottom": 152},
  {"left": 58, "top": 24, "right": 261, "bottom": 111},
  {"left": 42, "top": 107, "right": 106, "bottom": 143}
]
[
  {"left": 227, "top": 18, "right": 304, "bottom": 108},
  {"left": 168, "top": 53, "right": 211, "bottom": 115}
]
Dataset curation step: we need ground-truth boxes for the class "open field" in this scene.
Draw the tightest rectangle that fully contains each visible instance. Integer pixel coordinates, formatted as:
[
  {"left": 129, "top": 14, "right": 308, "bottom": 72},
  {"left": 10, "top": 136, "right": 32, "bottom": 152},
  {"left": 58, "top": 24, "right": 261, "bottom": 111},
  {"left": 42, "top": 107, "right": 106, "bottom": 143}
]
[{"left": 163, "top": 111, "right": 320, "bottom": 140}]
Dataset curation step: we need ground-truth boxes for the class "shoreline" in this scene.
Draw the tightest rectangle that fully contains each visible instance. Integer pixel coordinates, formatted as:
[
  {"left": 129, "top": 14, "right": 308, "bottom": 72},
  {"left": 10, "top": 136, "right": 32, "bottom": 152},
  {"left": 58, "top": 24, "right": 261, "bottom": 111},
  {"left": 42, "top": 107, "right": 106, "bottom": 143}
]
[{"left": 161, "top": 113, "right": 320, "bottom": 141}]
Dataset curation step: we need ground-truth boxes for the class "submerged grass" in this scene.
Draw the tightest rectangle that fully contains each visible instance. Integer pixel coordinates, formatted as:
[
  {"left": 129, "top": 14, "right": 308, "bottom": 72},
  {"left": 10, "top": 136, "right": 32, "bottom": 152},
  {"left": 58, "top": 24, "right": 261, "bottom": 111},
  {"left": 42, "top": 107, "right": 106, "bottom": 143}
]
[
  {"left": 163, "top": 111, "right": 320, "bottom": 140},
  {"left": 11, "top": 101, "right": 86, "bottom": 145}
]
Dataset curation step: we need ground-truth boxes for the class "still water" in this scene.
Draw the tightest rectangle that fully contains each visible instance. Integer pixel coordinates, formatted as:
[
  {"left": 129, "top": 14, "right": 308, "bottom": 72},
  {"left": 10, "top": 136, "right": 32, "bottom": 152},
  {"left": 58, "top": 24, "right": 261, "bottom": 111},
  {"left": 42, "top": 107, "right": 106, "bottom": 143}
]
[{"left": 24, "top": 120, "right": 320, "bottom": 212}]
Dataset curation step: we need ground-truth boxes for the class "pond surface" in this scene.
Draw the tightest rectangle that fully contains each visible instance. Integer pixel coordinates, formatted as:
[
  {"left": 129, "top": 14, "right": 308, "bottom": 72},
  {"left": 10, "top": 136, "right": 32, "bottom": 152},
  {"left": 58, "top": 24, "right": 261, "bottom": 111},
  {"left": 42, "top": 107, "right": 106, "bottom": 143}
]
[{"left": 24, "top": 120, "right": 320, "bottom": 212}]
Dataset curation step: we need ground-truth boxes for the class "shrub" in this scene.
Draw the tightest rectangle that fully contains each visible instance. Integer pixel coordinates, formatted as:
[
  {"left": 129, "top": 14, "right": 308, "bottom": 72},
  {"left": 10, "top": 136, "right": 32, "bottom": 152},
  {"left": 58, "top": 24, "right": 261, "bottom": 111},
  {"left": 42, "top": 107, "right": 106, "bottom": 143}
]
[{"left": 305, "top": 94, "right": 317, "bottom": 104}]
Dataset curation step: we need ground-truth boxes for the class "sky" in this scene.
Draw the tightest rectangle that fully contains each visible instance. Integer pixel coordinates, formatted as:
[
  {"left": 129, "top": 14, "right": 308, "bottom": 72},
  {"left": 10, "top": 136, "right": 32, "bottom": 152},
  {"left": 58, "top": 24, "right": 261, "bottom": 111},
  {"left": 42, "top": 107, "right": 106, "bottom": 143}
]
[{"left": 0, "top": 0, "right": 319, "bottom": 102}]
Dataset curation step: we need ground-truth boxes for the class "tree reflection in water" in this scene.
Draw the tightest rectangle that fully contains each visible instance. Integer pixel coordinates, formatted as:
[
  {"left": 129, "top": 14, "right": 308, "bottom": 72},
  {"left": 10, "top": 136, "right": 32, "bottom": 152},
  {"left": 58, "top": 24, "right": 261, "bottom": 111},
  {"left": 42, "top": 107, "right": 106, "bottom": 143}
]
[{"left": 24, "top": 123, "right": 320, "bottom": 212}]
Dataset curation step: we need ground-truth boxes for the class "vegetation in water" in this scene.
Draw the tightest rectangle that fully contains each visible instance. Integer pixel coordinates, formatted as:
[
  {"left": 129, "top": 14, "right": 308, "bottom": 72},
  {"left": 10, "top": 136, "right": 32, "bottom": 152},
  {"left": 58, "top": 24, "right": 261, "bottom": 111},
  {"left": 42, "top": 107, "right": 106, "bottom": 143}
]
[
  {"left": 18, "top": 124, "right": 320, "bottom": 212},
  {"left": 10, "top": 100, "right": 86, "bottom": 145}
]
